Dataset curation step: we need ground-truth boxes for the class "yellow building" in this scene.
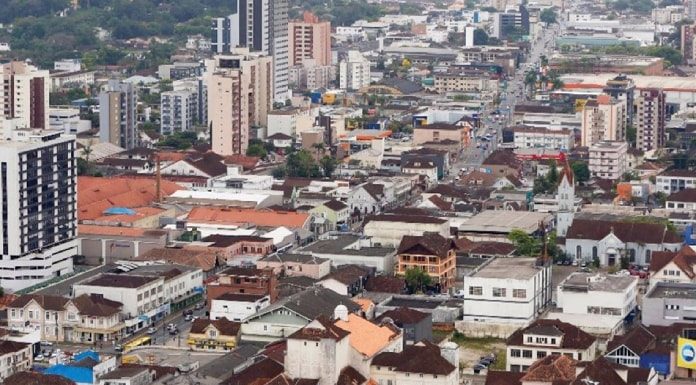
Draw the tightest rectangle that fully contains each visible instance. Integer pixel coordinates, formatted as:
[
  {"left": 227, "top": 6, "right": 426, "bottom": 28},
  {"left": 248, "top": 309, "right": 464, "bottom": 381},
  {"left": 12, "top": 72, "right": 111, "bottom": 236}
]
[
  {"left": 187, "top": 318, "right": 240, "bottom": 352},
  {"left": 396, "top": 234, "right": 457, "bottom": 293}
]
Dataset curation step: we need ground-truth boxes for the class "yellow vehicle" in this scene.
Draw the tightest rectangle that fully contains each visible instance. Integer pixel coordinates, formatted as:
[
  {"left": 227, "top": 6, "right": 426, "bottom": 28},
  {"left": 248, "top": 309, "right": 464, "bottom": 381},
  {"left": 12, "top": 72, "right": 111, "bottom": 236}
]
[{"left": 123, "top": 336, "right": 151, "bottom": 352}]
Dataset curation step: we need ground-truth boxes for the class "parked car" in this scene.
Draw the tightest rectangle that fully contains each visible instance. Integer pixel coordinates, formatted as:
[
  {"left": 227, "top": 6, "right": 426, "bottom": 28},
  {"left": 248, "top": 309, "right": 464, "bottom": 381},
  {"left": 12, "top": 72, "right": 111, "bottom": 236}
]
[
  {"left": 169, "top": 328, "right": 179, "bottom": 335},
  {"left": 167, "top": 323, "right": 177, "bottom": 330},
  {"left": 35, "top": 354, "right": 44, "bottom": 361},
  {"left": 453, "top": 290, "right": 466, "bottom": 298},
  {"left": 194, "top": 303, "right": 204, "bottom": 310},
  {"left": 183, "top": 309, "right": 193, "bottom": 316},
  {"left": 473, "top": 364, "right": 487, "bottom": 374},
  {"left": 184, "top": 314, "right": 193, "bottom": 322},
  {"left": 114, "top": 344, "right": 123, "bottom": 352},
  {"left": 147, "top": 327, "right": 157, "bottom": 334}
]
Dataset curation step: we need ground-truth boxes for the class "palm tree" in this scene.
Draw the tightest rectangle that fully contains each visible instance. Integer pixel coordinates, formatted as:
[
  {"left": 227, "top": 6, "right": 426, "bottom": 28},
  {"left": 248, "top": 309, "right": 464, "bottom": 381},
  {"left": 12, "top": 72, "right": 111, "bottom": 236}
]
[{"left": 524, "top": 70, "right": 537, "bottom": 97}]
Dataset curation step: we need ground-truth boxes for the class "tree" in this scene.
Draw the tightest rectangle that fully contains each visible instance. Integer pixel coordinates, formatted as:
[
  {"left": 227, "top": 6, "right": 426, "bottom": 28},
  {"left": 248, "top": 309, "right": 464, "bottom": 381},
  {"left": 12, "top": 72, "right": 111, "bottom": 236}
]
[
  {"left": 533, "top": 176, "right": 551, "bottom": 195},
  {"left": 247, "top": 142, "right": 268, "bottom": 158},
  {"left": 540, "top": 8, "right": 557, "bottom": 25},
  {"left": 571, "top": 161, "right": 590, "bottom": 183},
  {"left": 546, "top": 161, "right": 559, "bottom": 186},
  {"left": 272, "top": 166, "right": 287, "bottom": 179},
  {"left": 320, "top": 156, "right": 338, "bottom": 178},
  {"left": 286, "top": 149, "right": 322, "bottom": 178},
  {"left": 626, "top": 125, "right": 637, "bottom": 147},
  {"left": 404, "top": 267, "right": 432, "bottom": 294},
  {"left": 620, "top": 256, "right": 630, "bottom": 270},
  {"left": 592, "top": 256, "right": 600, "bottom": 268},
  {"left": 508, "top": 229, "right": 541, "bottom": 256}
]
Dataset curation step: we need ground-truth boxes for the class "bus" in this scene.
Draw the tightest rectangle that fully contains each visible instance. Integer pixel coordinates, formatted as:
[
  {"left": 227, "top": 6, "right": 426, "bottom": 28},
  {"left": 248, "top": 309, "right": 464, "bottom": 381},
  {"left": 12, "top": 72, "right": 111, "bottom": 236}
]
[{"left": 123, "top": 336, "right": 151, "bottom": 352}]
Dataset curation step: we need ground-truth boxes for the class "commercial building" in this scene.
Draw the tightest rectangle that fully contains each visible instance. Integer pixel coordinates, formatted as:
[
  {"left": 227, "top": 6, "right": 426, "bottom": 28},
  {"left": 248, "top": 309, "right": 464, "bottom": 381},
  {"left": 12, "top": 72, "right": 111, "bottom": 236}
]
[
  {"left": 512, "top": 126, "right": 574, "bottom": 151},
  {"left": 339, "top": 51, "right": 371, "bottom": 91},
  {"left": 206, "top": 51, "right": 273, "bottom": 156},
  {"left": 0, "top": 128, "right": 77, "bottom": 292},
  {"left": 187, "top": 318, "right": 240, "bottom": 351},
  {"left": 634, "top": 88, "right": 666, "bottom": 152},
  {"left": 49, "top": 107, "right": 91, "bottom": 135},
  {"left": 363, "top": 213, "right": 450, "bottom": 248},
  {"left": 580, "top": 95, "right": 627, "bottom": 147},
  {"left": 491, "top": 6, "right": 530, "bottom": 39},
  {"left": 552, "top": 272, "right": 638, "bottom": 337},
  {"left": 289, "top": 11, "right": 331, "bottom": 66},
  {"left": 99, "top": 79, "right": 137, "bottom": 150},
  {"left": 160, "top": 90, "right": 199, "bottom": 135},
  {"left": 643, "top": 282, "right": 696, "bottom": 326},
  {"left": 297, "top": 234, "right": 396, "bottom": 274},
  {"left": 462, "top": 257, "right": 552, "bottom": 326},
  {"left": 588, "top": 141, "right": 628, "bottom": 181},
  {"left": 505, "top": 319, "right": 598, "bottom": 372},
  {"left": 682, "top": 22, "right": 696, "bottom": 64},
  {"left": 432, "top": 72, "right": 495, "bottom": 94},
  {"left": 210, "top": 293, "right": 270, "bottom": 322},
  {"left": 0, "top": 61, "right": 49, "bottom": 130}
]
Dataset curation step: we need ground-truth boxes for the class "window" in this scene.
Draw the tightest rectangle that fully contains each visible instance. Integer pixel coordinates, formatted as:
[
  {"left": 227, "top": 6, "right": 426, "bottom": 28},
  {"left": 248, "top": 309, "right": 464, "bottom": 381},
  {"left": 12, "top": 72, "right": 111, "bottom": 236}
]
[
  {"left": 578, "top": 353, "right": 582, "bottom": 360},
  {"left": 550, "top": 338, "right": 556, "bottom": 344},
  {"left": 510, "top": 349, "right": 521, "bottom": 357},
  {"left": 513, "top": 289, "right": 526, "bottom": 299},
  {"left": 537, "top": 351, "right": 547, "bottom": 359},
  {"left": 493, "top": 288, "right": 506, "bottom": 297},
  {"left": 469, "top": 286, "right": 482, "bottom": 295},
  {"left": 10, "top": 309, "right": 15, "bottom": 318},
  {"left": 522, "top": 350, "right": 533, "bottom": 358}
]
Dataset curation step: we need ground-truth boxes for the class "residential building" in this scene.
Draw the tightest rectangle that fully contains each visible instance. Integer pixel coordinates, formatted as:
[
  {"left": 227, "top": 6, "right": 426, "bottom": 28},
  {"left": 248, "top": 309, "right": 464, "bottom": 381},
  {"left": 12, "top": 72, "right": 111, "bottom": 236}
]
[
  {"left": 240, "top": 287, "right": 361, "bottom": 342},
  {"left": 656, "top": 169, "right": 696, "bottom": 194},
  {"left": 603, "top": 74, "right": 636, "bottom": 127},
  {"left": 309, "top": 199, "right": 350, "bottom": 231},
  {"left": 401, "top": 160, "right": 439, "bottom": 183},
  {"left": 160, "top": 90, "right": 198, "bottom": 135},
  {"left": 512, "top": 126, "right": 574, "bottom": 151},
  {"left": 339, "top": 51, "right": 371, "bottom": 91},
  {"left": 505, "top": 319, "right": 598, "bottom": 372},
  {"left": 49, "top": 107, "right": 90, "bottom": 135},
  {"left": 210, "top": 293, "right": 271, "bottom": 322},
  {"left": 0, "top": 129, "right": 78, "bottom": 292},
  {"left": 288, "top": 12, "right": 331, "bottom": 66},
  {"left": 564, "top": 218, "right": 682, "bottom": 266},
  {"left": 588, "top": 141, "right": 628, "bottom": 181},
  {"left": 0, "top": 341, "right": 32, "bottom": 380},
  {"left": 99, "top": 79, "right": 137, "bottom": 150},
  {"left": 50, "top": 69, "right": 96, "bottom": 92},
  {"left": 173, "top": 78, "right": 208, "bottom": 127},
  {"left": 580, "top": 95, "right": 627, "bottom": 147},
  {"left": 256, "top": 253, "right": 330, "bottom": 279},
  {"left": 396, "top": 234, "right": 456, "bottom": 293},
  {"left": 297, "top": 235, "right": 396, "bottom": 274},
  {"left": 553, "top": 272, "right": 637, "bottom": 337},
  {"left": 363, "top": 213, "right": 450, "bottom": 248},
  {"left": 462, "top": 257, "right": 552, "bottom": 326},
  {"left": 647, "top": 245, "right": 696, "bottom": 287},
  {"left": 413, "top": 123, "right": 469, "bottom": 146},
  {"left": 491, "top": 7, "right": 530, "bottom": 39},
  {"left": 318, "top": 264, "right": 371, "bottom": 297},
  {"left": 5, "top": 372, "right": 75, "bottom": 385},
  {"left": 0, "top": 61, "right": 49, "bottom": 129},
  {"left": 266, "top": 106, "right": 316, "bottom": 137},
  {"left": 481, "top": 149, "right": 522, "bottom": 177},
  {"left": 681, "top": 23, "right": 696, "bottom": 64},
  {"left": 97, "top": 366, "right": 156, "bottom": 385},
  {"left": 643, "top": 282, "right": 696, "bottom": 326},
  {"left": 375, "top": 307, "right": 433, "bottom": 346},
  {"left": 634, "top": 88, "right": 666, "bottom": 152},
  {"left": 210, "top": 0, "right": 289, "bottom": 101},
  {"left": 433, "top": 73, "right": 494, "bottom": 94},
  {"left": 370, "top": 340, "right": 458, "bottom": 385},
  {"left": 665, "top": 188, "right": 696, "bottom": 211},
  {"left": 604, "top": 324, "right": 657, "bottom": 368},
  {"left": 187, "top": 318, "right": 240, "bottom": 351},
  {"left": 206, "top": 266, "right": 278, "bottom": 303},
  {"left": 206, "top": 51, "right": 273, "bottom": 156}
]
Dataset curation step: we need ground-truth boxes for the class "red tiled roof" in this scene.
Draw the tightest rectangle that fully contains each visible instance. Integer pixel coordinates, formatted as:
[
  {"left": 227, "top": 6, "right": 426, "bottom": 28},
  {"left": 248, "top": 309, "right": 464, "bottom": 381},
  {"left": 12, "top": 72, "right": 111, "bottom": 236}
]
[
  {"left": 566, "top": 219, "right": 682, "bottom": 244},
  {"left": 187, "top": 207, "right": 310, "bottom": 229},
  {"left": 648, "top": 245, "right": 696, "bottom": 278},
  {"left": 507, "top": 319, "right": 596, "bottom": 350},
  {"left": 397, "top": 234, "right": 455, "bottom": 258},
  {"left": 521, "top": 354, "right": 575, "bottom": 383}
]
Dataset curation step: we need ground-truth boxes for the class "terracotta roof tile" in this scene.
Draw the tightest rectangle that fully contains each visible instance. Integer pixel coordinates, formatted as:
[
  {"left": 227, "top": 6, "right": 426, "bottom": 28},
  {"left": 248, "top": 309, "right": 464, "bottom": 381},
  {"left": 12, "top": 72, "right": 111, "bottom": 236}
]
[
  {"left": 376, "top": 307, "right": 429, "bottom": 325},
  {"left": 72, "top": 294, "right": 122, "bottom": 317},
  {"left": 364, "top": 276, "right": 406, "bottom": 294},
  {"left": 521, "top": 354, "right": 576, "bottom": 383},
  {"left": 3, "top": 372, "right": 75, "bottom": 385},
  {"left": 78, "top": 225, "right": 166, "bottom": 238},
  {"left": 397, "top": 234, "right": 455, "bottom": 258},
  {"left": 334, "top": 313, "right": 401, "bottom": 357},
  {"left": 485, "top": 371, "right": 524, "bottom": 385},
  {"left": 190, "top": 318, "right": 240, "bottom": 336},
  {"left": 8, "top": 295, "right": 70, "bottom": 311},
  {"left": 288, "top": 315, "right": 350, "bottom": 341},
  {"left": 336, "top": 366, "right": 367, "bottom": 385},
  {"left": 606, "top": 324, "right": 655, "bottom": 355},
  {"left": 570, "top": 357, "right": 627, "bottom": 385},
  {"left": 136, "top": 247, "right": 218, "bottom": 272},
  {"left": 223, "top": 357, "right": 284, "bottom": 385},
  {"left": 187, "top": 207, "right": 310, "bottom": 229},
  {"left": 507, "top": 319, "right": 596, "bottom": 350},
  {"left": 372, "top": 340, "right": 455, "bottom": 375},
  {"left": 648, "top": 245, "right": 696, "bottom": 278},
  {"left": 566, "top": 219, "right": 682, "bottom": 244}
]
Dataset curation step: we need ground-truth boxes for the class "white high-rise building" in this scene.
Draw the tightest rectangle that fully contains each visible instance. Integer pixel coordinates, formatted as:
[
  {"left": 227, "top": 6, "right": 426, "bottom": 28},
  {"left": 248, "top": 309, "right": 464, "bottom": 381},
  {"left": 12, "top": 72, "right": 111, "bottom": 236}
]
[
  {"left": 339, "top": 51, "right": 371, "bottom": 91},
  {"left": 160, "top": 90, "right": 198, "bottom": 135},
  {"left": 0, "top": 61, "right": 50, "bottom": 130},
  {"left": 211, "top": 0, "right": 288, "bottom": 102},
  {"left": 0, "top": 123, "right": 77, "bottom": 291},
  {"left": 98, "top": 80, "right": 137, "bottom": 149}
]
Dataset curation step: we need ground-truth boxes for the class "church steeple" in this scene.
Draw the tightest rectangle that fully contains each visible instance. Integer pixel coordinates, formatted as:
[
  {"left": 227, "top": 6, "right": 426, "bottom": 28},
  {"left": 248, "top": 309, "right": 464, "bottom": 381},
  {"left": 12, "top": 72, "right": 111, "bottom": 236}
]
[{"left": 556, "top": 160, "right": 576, "bottom": 237}]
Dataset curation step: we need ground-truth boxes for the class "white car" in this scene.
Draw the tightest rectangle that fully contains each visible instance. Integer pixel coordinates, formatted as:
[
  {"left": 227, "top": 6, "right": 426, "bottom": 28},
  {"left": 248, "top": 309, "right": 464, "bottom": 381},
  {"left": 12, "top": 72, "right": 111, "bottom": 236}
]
[{"left": 147, "top": 327, "right": 157, "bottom": 334}]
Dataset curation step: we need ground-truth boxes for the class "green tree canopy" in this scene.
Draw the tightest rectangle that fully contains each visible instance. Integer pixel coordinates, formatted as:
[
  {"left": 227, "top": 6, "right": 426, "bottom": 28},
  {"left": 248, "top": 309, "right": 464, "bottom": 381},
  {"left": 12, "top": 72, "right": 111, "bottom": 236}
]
[
  {"left": 286, "top": 149, "right": 322, "bottom": 178},
  {"left": 404, "top": 267, "right": 432, "bottom": 294},
  {"left": 571, "top": 161, "right": 590, "bottom": 183},
  {"left": 508, "top": 229, "right": 541, "bottom": 256},
  {"left": 540, "top": 8, "right": 557, "bottom": 25}
]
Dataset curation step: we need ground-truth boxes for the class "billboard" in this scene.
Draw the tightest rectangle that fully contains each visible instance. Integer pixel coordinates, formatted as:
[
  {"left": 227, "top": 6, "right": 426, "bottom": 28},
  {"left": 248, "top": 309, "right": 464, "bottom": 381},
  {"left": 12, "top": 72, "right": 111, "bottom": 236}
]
[{"left": 677, "top": 337, "right": 696, "bottom": 369}]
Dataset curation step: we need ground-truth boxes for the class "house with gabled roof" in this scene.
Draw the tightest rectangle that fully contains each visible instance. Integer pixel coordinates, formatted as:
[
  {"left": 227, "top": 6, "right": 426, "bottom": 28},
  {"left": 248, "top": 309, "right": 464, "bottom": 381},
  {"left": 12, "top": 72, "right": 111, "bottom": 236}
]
[
  {"left": 371, "top": 340, "right": 457, "bottom": 385},
  {"left": 397, "top": 234, "right": 456, "bottom": 292},
  {"left": 648, "top": 245, "right": 696, "bottom": 289},
  {"left": 187, "top": 318, "right": 241, "bottom": 351},
  {"left": 309, "top": 199, "right": 350, "bottom": 231},
  {"left": 604, "top": 324, "right": 657, "bottom": 369},
  {"left": 239, "top": 287, "right": 361, "bottom": 343},
  {"left": 348, "top": 183, "right": 387, "bottom": 216}
]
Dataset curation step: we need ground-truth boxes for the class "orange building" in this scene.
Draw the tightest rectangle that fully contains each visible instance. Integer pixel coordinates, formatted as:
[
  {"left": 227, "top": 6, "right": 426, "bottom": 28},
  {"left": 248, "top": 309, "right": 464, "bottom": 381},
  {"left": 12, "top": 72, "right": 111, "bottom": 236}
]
[
  {"left": 288, "top": 12, "right": 332, "bottom": 66},
  {"left": 396, "top": 234, "right": 456, "bottom": 293}
]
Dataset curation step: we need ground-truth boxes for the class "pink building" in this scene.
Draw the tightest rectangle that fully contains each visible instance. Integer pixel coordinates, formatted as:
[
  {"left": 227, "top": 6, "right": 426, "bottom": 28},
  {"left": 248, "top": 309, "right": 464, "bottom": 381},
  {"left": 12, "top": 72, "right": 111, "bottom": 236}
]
[
  {"left": 288, "top": 12, "right": 332, "bottom": 66},
  {"left": 413, "top": 123, "right": 470, "bottom": 146}
]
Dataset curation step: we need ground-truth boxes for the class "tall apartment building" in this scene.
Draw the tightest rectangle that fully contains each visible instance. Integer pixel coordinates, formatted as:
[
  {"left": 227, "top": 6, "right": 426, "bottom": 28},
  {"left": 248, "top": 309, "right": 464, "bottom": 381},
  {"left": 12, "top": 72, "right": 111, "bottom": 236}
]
[
  {"left": 580, "top": 94, "right": 627, "bottom": 147},
  {"left": 173, "top": 78, "right": 208, "bottom": 128},
  {"left": 491, "top": 6, "right": 530, "bottom": 39},
  {"left": 160, "top": 90, "right": 198, "bottom": 135},
  {"left": 339, "top": 51, "right": 371, "bottom": 91},
  {"left": 603, "top": 75, "right": 635, "bottom": 127},
  {"left": 682, "top": 23, "right": 696, "bottom": 64},
  {"left": 689, "top": 0, "right": 696, "bottom": 22},
  {"left": 211, "top": 0, "right": 288, "bottom": 102},
  {"left": 289, "top": 12, "right": 332, "bottom": 66},
  {"left": 0, "top": 61, "right": 50, "bottom": 129},
  {"left": 98, "top": 79, "right": 137, "bottom": 149},
  {"left": 206, "top": 51, "right": 273, "bottom": 156},
  {"left": 588, "top": 141, "right": 628, "bottom": 181},
  {"left": 0, "top": 126, "right": 77, "bottom": 291},
  {"left": 634, "top": 88, "right": 666, "bottom": 152}
]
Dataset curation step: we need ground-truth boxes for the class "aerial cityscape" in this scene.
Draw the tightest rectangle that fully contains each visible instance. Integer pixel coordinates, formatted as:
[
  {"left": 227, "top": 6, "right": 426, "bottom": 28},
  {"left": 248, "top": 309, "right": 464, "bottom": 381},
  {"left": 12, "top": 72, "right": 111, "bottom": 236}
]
[{"left": 0, "top": 0, "right": 696, "bottom": 384}]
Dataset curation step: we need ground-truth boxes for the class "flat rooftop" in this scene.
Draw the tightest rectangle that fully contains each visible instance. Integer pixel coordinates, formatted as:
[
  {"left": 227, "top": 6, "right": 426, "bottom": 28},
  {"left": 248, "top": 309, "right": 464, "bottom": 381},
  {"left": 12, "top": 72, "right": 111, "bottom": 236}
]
[
  {"left": 561, "top": 273, "right": 636, "bottom": 292},
  {"left": 646, "top": 282, "right": 696, "bottom": 300},
  {"left": 300, "top": 235, "right": 395, "bottom": 257},
  {"left": 469, "top": 257, "right": 542, "bottom": 280},
  {"left": 459, "top": 211, "right": 552, "bottom": 234}
]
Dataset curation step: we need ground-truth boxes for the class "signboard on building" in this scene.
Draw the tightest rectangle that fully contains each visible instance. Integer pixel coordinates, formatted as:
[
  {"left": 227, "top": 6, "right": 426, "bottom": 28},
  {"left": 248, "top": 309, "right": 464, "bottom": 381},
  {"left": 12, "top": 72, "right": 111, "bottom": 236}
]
[{"left": 677, "top": 337, "right": 696, "bottom": 369}]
